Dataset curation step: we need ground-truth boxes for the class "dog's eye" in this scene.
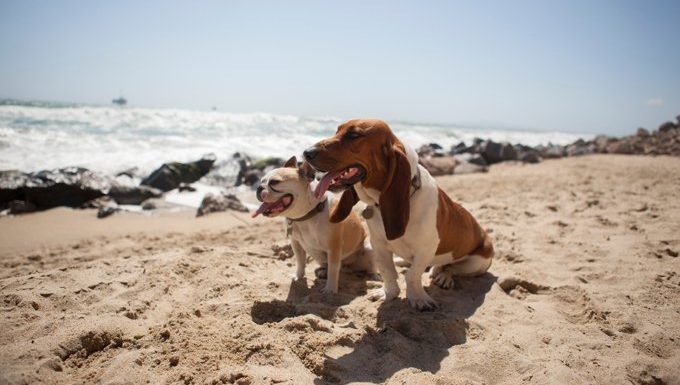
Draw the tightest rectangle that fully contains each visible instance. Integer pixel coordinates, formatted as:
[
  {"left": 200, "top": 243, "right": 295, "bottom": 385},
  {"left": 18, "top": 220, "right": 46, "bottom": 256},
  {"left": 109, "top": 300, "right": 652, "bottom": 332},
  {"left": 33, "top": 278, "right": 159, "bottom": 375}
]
[
  {"left": 344, "top": 131, "right": 361, "bottom": 140},
  {"left": 269, "top": 180, "right": 281, "bottom": 187}
]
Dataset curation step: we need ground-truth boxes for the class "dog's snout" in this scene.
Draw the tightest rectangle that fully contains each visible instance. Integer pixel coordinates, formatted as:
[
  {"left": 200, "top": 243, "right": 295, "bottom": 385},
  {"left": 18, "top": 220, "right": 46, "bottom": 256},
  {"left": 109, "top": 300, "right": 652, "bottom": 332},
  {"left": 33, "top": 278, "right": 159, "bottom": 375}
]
[
  {"left": 256, "top": 185, "right": 264, "bottom": 201},
  {"left": 303, "top": 147, "right": 319, "bottom": 161}
]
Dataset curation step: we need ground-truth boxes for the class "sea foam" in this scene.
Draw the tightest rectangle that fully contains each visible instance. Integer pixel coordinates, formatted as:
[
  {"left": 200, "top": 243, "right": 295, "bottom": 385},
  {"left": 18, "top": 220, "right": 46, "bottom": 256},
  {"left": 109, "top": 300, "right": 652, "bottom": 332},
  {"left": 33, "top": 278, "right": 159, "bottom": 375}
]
[{"left": 0, "top": 102, "right": 591, "bottom": 175}]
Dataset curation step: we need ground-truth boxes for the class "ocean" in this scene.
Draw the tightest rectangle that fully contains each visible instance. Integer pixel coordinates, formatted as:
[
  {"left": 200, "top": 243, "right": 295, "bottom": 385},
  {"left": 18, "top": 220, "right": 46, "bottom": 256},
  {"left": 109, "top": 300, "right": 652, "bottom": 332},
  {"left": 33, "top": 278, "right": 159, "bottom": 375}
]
[{"left": 0, "top": 100, "right": 591, "bottom": 175}]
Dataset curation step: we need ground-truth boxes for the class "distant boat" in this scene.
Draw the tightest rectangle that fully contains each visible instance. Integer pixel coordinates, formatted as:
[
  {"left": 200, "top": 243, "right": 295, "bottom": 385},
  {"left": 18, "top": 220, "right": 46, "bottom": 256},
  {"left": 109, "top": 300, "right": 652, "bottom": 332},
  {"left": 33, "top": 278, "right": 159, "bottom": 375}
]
[{"left": 112, "top": 97, "right": 127, "bottom": 106}]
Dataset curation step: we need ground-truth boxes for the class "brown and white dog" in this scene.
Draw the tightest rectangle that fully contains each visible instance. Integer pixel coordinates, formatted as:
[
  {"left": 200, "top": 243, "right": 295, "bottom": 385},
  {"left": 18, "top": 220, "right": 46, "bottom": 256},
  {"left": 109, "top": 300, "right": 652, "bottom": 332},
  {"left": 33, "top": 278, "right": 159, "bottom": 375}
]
[
  {"left": 304, "top": 119, "right": 494, "bottom": 310},
  {"left": 252, "top": 156, "right": 374, "bottom": 294}
]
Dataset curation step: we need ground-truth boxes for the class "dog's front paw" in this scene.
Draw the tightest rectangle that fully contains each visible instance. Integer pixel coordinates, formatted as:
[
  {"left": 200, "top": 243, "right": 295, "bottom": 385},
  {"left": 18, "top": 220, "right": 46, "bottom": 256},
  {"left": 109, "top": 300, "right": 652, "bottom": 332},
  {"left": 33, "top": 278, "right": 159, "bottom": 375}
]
[
  {"left": 408, "top": 293, "right": 439, "bottom": 311},
  {"left": 321, "top": 284, "right": 338, "bottom": 294},
  {"left": 314, "top": 266, "right": 328, "bottom": 279},
  {"left": 291, "top": 273, "right": 305, "bottom": 282},
  {"left": 432, "top": 270, "right": 455, "bottom": 290},
  {"left": 367, "top": 284, "right": 399, "bottom": 302}
]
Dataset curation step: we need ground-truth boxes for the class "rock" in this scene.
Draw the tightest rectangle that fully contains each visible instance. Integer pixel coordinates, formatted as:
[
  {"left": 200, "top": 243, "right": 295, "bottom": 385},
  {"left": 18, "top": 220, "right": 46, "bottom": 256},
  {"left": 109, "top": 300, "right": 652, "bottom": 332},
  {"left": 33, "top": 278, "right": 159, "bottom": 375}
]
[
  {"left": 514, "top": 144, "right": 542, "bottom": 164},
  {"left": 636, "top": 128, "right": 650, "bottom": 137},
  {"left": 419, "top": 156, "right": 457, "bottom": 176},
  {"left": 108, "top": 184, "right": 162, "bottom": 205},
  {"left": 607, "top": 140, "right": 635, "bottom": 154},
  {"left": 453, "top": 161, "right": 488, "bottom": 174},
  {"left": 81, "top": 196, "right": 115, "bottom": 209},
  {"left": 565, "top": 139, "right": 595, "bottom": 156},
  {"left": 141, "top": 154, "right": 216, "bottom": 192},
  {"left": 481, "top": 140, "right": 518, "bottom": 164},
  {"left": 241, "top": 169, "right": 263, "bottom": 186},
  {"left": 1, "top": 167, "right": 109, "bottom": 210},
  {"left": 659, "top": 121, "right": 676, "bottom": 132},
  {"left": 97, "top": 206, "right": 120, "bottom": 219},
  {"left": 417, "top": 143, "right": 446, "bottom": 157},
  {"left": 593, "top": 135, "right": 615, "bottom": 153},
  {"left": 8, "top": 200, "right": 37, "bottom": 215},
  {"left": 539, "top": 145, "right": 566, "bottom": 159},
  {"left": 519, "top": 151, "right": 541, "bottom": 163},
  {"left": 196, "top": 193, "right": 248, "bottom": 217},
  {"left": 454, "top": 153, "right": 488, "bottom": 166},
  {"left": 141, "top": 201, "right": 156, "bottom": 210}
]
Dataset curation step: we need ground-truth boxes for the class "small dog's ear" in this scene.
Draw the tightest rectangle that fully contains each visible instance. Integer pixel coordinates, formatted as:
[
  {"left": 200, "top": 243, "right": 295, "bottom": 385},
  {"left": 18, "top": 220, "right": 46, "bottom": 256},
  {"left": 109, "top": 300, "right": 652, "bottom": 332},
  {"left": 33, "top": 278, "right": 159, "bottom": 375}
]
[
  {"left": 283, "top": 156, "right": 297, "bottom": 168},
  {"left": 298, "top": 161, "right": 316, "bottom": 181}
]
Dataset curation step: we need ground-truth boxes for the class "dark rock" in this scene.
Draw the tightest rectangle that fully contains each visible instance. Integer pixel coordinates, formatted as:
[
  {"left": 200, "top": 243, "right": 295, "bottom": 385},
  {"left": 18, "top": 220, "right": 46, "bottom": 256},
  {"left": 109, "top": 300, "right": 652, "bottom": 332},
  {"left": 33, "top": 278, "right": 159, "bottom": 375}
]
[
  {"left": 481, "top": 140, "right": 517, "bottom": 164},
  {"left": 196, "top": 193, "right": 248, "bottom": 217},
  {"left": 636, "top": 128, "right": 650, "bottom": 137},
  {"left": 141, "top": 201, "right": 156, "bottom": 210},
  {"left": 565, "top": 139, "right": 595, "bottom": 156},
  {"left": 109, "top": 185, "right": 162, "bottom": 205},
  {"left": 419, "top": 156, "right": 457, "bottom": 176},
  {"left": 242, "top": 169, "right": 263, "bottom": 186},
  {"left": 659, "top": 121, "right": 676, "bottom": 133},
  {"left": 417, "top": 143, "right": 446, "bottom": 157},
  {"left": 1, "top": 167, "right": 109, "bottom": 210},
  {"left": 8, "top": 200, "right": 37, "bottom": 215},
  {"left": 97, "top": 206, "right": 120, "bottom": 219},
  {"left": 519, "top": 152, "right": 541, "bottom": 163},
  {"left": 539, "top": 145, "right": 566, "bottom": 159},
  {"left": 141, "top": 154, "right": 216, "bottom": 192}
]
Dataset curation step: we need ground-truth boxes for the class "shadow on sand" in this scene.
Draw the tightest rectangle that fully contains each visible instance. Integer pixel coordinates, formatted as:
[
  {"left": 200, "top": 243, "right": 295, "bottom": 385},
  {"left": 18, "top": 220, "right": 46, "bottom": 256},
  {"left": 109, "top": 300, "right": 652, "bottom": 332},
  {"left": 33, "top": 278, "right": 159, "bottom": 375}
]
[
  {"left": 250, "top": 270, "right": 373, "bottom": 324},
  {"left": 314, "top": 272, "right": 497, "bottom": 384}
]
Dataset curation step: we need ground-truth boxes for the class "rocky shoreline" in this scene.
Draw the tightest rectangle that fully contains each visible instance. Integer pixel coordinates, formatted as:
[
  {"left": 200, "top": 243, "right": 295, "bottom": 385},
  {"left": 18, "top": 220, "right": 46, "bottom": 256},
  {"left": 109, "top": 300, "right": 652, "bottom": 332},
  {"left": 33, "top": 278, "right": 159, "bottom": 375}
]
[{"left": 1, "top": 115, "right": 678, "bottom": 217}]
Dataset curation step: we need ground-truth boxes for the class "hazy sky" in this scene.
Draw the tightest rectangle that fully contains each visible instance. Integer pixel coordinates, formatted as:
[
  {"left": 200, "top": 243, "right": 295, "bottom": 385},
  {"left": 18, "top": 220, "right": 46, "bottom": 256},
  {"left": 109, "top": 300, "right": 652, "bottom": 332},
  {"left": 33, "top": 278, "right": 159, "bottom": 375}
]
[{"left": 1, "top": 1, "right": 678, "bottom": 134}]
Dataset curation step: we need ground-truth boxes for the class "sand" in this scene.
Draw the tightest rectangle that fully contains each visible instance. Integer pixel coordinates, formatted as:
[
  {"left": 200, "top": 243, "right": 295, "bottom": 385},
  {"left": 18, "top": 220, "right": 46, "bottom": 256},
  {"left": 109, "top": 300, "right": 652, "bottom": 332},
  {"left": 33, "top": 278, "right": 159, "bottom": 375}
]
[{"left": 1, "top": 154, "right": 679, "bottom": 385}]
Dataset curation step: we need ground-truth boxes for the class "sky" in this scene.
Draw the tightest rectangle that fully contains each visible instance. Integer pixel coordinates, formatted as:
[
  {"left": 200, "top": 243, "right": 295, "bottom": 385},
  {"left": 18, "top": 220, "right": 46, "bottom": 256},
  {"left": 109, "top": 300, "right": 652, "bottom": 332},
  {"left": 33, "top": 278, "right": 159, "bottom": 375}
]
[{"left": 0, "top": 0, "right": 679, "bottom": 135}]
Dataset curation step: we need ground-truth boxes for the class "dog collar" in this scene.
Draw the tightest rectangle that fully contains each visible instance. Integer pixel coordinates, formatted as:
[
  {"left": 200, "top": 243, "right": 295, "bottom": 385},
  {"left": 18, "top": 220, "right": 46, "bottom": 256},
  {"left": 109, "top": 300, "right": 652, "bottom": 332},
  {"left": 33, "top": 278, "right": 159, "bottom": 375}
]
[{"left": 288, "top": 198, "right": 327, "bottom": 223}]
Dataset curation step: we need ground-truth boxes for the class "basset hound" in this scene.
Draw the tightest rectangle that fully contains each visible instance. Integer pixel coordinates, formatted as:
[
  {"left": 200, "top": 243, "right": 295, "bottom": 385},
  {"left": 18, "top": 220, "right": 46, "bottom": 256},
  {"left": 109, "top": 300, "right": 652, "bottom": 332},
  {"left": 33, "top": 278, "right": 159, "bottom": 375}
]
[{"left": 304, "top": 119, "right": 494, "bottom": 310}]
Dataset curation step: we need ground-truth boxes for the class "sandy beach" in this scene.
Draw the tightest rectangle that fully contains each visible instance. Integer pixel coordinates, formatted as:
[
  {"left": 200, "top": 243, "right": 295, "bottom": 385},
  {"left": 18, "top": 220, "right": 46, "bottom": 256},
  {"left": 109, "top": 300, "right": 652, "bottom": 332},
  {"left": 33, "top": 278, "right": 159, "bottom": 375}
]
[{"left": 1, "top": 154, "right": 679, "bottom": 385}]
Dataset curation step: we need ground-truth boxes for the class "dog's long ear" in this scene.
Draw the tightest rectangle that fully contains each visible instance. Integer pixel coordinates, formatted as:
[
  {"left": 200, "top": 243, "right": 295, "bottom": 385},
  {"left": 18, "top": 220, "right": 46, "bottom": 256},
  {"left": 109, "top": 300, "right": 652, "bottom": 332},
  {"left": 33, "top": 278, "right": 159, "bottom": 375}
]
[
  {"left": 298, "top": 161, "right": 316, "bottom": 181},
  {"left": 379, "top": 145, "right": 411, "bottom": 240},
  {"left": 283, "top": 156, "right": 297, "bottom": 168},
  {"left": 330, "top": 187, "right": 359, "bottom": 223}
]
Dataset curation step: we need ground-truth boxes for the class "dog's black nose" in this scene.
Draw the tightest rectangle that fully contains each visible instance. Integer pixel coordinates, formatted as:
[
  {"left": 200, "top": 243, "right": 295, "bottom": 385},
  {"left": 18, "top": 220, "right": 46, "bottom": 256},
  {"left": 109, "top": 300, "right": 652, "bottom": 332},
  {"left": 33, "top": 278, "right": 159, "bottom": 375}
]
[
  {"left": 256, "top": 185, "right": 264, "bottom": 201},
  {"left": 303, "top": 147, "right": 318, "bottom": 161}
]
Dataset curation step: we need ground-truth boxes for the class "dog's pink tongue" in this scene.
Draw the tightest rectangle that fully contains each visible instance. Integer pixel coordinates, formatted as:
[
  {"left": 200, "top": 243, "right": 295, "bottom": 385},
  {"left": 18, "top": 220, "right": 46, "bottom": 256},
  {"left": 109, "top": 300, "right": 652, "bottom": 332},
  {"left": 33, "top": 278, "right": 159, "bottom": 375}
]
[
  {"left": 251, "top": 201, "right": 275, "bottom": 218},
  {"left": 315, "top": 171, "right": 339, "bottom": 199}
]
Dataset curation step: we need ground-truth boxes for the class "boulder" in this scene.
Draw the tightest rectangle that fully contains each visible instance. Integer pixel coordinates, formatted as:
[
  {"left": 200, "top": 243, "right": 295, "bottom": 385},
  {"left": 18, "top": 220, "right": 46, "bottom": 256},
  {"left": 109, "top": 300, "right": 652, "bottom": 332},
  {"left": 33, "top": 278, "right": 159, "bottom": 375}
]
[
  {"left": 606, "top": 140, "right": 634, "bottom": 154},
  {"left": 594, "top": 135, "right": 615, "bottom": 153},
  {"left": 141, "top": 154, "right": 216, "bottom": 192},
  {"left": 108, "top": 185, "right": 162, "bottom": 205},
  {"left": 481, "top": 140, "right": 517, "bottom": 164},
  {"left": 565, "top": 139, "right": 595, "bottom": 156},
  {"left": 196, "top": 193, "right": 249, "bottom": 217},
  {"left": 0, "top": 167, "right": 110, "bottom": 210},
  {"left": 538, "top": 145, "right": 566, "bottom": 159},
  {"left": 514, "top": 144, "right": 542, "bottom": 164},
  {"left": 636, "top": 128, "right": 650, "bottom": 138},
  {"left": 419, "top": 156, "right": 457, "bottom": 176},
  {"left": 8, "top": 200, "right": 37, "bottom": 215},
  {"left": 417, "top": 143, "right": 446, "bottom": 157},
  {"left": 659, "top": 121, "right": 676, "bottom": 133},
  {"left": 97, "top": 206, "right": 120, "bottom": 219}
]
